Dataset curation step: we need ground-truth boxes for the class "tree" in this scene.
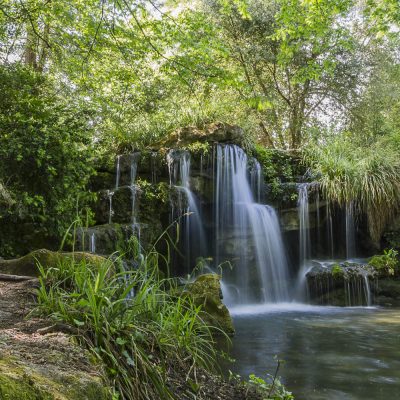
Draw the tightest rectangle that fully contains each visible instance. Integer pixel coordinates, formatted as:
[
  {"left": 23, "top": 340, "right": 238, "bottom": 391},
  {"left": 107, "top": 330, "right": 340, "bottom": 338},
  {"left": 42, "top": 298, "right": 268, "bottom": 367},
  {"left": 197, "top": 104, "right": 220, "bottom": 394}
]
[{"left": 188, "top": 0, "right": 358, "bottom": 149}]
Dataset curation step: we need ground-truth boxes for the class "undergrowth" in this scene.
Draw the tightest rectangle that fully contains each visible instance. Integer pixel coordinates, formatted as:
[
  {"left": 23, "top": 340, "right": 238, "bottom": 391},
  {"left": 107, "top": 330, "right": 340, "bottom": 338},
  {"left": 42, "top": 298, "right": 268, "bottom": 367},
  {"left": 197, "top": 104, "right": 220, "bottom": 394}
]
[{"left": 34, "top": 236, "right": 219, "bottom": 400}]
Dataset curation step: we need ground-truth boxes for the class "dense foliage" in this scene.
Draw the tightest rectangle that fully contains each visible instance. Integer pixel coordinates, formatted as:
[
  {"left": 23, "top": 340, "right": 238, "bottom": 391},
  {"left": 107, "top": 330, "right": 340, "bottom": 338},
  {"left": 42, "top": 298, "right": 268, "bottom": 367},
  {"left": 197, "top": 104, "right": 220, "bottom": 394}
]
[{"left": 0, "top": 65, "right": 95, "bottom": 256}]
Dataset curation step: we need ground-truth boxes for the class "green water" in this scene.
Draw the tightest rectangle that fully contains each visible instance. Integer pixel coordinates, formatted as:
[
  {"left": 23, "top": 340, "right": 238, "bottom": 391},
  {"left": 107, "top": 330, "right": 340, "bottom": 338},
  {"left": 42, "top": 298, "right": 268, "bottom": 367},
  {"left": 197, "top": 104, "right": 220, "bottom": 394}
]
[{"left": 225, "top": 304, "right": 400, "bottom": 400}]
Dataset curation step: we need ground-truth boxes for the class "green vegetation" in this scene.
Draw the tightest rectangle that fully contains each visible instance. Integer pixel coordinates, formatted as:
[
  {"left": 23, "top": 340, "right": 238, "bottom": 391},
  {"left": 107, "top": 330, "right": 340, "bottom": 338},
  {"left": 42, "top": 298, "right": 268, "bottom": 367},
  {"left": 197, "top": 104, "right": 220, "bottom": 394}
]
[
  {"left": 369, "top": 249, "right": 400, "bottom": 277},
  {"left": 332, "top": 265, "right": 344, "bottom": 279},
  {"left": 0, "top": 65, "right": 95, "bottom": 256},
  {"left": 34, "top": 241, "right": 220, "bottom": 400},
  {"left": 248, "top": 373, "right": 294, "bottom": 400},
  {"left": 1, "top": 0, "right": 399, "bottom": 253},
  {"left": 304, "top": 131, "right": 400, "bottom": 242}
]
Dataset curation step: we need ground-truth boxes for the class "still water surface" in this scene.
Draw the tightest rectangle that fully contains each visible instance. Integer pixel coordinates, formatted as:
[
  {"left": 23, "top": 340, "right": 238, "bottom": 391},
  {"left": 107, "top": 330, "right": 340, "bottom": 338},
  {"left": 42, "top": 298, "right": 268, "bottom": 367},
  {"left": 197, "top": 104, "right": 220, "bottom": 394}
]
[{"left": 225, "top": 304, "right": 400, "bottom": 400}]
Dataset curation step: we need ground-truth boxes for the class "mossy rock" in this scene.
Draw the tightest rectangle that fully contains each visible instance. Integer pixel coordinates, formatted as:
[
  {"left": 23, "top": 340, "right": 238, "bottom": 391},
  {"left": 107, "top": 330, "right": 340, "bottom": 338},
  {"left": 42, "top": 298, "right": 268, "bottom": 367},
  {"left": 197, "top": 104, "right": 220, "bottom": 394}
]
[
  {"left": 0, "top": 249, "right": 108, "bottom": 277},
  {"left": 0, "top": 356, "right": 109, "bottom": 400},
  {"left": 153, "top": 123, "right": 244, "bottom": 149},
  {"left": 185, "top": 274, "right": 234, "bottom": 336}
]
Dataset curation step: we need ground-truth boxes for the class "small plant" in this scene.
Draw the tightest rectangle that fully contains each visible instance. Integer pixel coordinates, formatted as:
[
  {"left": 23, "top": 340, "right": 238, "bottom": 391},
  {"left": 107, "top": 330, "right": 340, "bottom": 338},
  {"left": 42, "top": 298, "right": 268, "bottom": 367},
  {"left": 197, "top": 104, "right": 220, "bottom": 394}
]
[
  {"left": 331, "top": 264, "right": 344, "bottom": 278},
  {"left": 185, "top": 141, "right": 211, "bottom": 155},
  {"left": 368, "top": 248, "right": 399, "bottom": 276},
  {"left": 248, "top": 373, "right": 294, "bottom": 400},
  {"left": 228, "top": 360, "right": 294, "bottom": 400}
]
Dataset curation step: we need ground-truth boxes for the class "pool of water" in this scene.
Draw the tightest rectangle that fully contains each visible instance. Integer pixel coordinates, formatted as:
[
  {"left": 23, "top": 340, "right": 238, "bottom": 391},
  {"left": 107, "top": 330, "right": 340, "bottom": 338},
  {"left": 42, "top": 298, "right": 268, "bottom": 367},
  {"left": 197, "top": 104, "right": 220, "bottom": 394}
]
[{"left": 223, "top": 304, "right": 400, "bottom": 400}]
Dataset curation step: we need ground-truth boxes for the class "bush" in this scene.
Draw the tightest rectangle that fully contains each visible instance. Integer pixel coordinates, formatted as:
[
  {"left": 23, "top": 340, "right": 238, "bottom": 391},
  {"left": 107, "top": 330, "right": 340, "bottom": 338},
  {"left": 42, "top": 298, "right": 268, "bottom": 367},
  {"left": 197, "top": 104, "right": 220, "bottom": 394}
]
[
  {"left": 368, "top": 249, "right": 399, "bottom": 277},
  {"left": 0, "top": 64, "right": 95, "bottom": 255}
]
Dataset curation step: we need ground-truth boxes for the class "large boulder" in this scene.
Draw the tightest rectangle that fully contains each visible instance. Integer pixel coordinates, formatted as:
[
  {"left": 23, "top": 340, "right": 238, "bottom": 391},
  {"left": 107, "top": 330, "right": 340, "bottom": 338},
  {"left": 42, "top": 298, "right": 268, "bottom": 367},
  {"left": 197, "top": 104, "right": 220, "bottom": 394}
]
[
  {"left": 184, "top": 274, "right": 234, "bottom": 336},
  {"left": 0, "top": 249, "right": 107, "bottom": 277}
]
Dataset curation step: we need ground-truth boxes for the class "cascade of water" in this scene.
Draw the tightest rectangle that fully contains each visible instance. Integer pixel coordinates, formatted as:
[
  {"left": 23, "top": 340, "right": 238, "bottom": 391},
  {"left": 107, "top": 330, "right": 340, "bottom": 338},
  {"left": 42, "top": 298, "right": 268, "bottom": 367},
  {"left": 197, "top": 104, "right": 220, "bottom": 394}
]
[
  {"left": 294, "top": 183, "right": 312, "bottom": 301},
  {"left": 130, "top": 153, "right": 140, "bottom": 185},
  {"left": 115, "top": 155, "right": 121, "bottom": 189},
  {"left": 151, "top": 152, "right": 157, "bottom": 183},
  {"left": 298, "top": 183, "right": 311, "bottom": 267},
  {"left": 129, "top": 153, "right": 140, "bottom": 223},
  {"left": 107, "top": 190, "right": 114, "bottom": 224},
  {"left": 167, "top": 150, "right": 207, "bottom": 272},
  {"left": 89, "top": 231, "right": 96, "bottom": 253},
  {"left": 326, "top": 202, "right": 334, "bottom": 258},
  {"left": 363, "top": 274, "right": 372, "bottom": 306},
  {"left": 249, "top": 158, "right": 262, "bottom": 203},
  {"left": 214, "top": 145, "right": 290, "bottom": 305},
  {"left": 346, "top": 202, "right": 356, "bottom": 259}
]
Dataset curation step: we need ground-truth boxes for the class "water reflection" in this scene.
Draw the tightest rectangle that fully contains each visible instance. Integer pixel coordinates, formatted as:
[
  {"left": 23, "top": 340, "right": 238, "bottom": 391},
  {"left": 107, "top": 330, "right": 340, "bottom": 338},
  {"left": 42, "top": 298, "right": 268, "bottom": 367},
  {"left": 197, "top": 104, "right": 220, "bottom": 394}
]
[{"left": 224, "top": 305, "right": 400, "bottom": 400}]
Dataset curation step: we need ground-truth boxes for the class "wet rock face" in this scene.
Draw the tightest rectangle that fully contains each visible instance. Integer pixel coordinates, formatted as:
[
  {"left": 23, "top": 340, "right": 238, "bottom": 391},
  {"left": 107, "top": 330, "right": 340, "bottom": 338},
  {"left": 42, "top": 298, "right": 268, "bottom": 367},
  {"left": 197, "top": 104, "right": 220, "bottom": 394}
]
[
  {"left": 305, "top": 261, "right": 377, "bottom": 306},
  {"left": 184, "top": 274, "right": 235, "bottom": 336}
]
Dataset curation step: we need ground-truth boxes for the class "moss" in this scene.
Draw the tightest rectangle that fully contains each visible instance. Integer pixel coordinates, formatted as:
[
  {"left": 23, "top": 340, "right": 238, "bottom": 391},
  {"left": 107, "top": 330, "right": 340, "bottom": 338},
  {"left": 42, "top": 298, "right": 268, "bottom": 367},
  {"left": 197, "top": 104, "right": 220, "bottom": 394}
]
[
  {"left": 0, "top": 249, "right": 108, "bottom": 277},
  {"left": 332, "top": 264, "right": 344, "bottom": 279},
  {"left": 0, "top": 357, "right": 109, "bottom": 400},
  {"left": 185, "top": 274, "right": 235, "bottom": 336}
]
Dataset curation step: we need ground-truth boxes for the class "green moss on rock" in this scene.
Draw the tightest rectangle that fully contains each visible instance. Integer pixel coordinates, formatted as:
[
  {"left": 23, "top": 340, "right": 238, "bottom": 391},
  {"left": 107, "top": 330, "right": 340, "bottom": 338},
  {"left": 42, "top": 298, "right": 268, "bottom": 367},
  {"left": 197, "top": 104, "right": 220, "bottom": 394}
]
[
  {"left": 0, "top": 357, "right": 108, "bottom": 400},
  {"left": 185, "top": 274, "right": 234, "bottom": 336},
  {"left": 0, "top": 249, "right": 108, "bottom": 277}
]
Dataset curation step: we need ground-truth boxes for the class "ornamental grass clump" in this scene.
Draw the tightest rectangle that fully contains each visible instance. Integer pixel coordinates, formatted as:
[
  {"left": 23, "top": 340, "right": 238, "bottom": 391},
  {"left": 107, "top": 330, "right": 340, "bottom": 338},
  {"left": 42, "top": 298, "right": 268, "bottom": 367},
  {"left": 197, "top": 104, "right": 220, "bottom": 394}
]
[{"left": 304, "top": 133, "right": 400, "bottom": 242}]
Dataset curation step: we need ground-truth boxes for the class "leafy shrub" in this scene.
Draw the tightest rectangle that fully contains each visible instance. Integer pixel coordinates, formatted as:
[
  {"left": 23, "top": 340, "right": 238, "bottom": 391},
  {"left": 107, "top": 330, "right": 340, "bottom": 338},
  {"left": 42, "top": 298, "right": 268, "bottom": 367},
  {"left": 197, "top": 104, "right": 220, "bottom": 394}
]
[
  {"left": 252, "top": 144, "right": 298, "bottom": 183},
  {"left": 0, "top": 64, "right": 95, "bottom": 255},
  {"left": 368, "top": 249, "right": 399, "bottom": 277}
]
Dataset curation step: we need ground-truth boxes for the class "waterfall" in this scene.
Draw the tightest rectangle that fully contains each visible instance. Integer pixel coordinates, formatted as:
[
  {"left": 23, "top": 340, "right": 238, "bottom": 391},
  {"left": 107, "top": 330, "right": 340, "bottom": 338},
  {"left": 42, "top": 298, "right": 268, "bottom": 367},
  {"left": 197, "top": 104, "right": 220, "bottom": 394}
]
[
  {"left": 345, "top": 202, "right": 356, "bottom": 259},
  {"left": 129, "top": 153, "right": 140, "bottom": 223},
  {"left": 363, "top": 274, "right": 372, "bottom": 307},
  {"left": 167, "top": 150, "right": 207, "bottom": 272},
  {"left": 115, "top": 155, "right": 121, "bottom": 189},
  {"left": 150, "top": 152, "right": 157, "bottom": 183},
  {"left": 89, "top": 231, "right": 96, "bottom": 253},
  {"left": 249, "top": 158, "right": 262, "bottom": 202},
  {"left": 214, "top": 145, "right": 290, "bottom": 305},
  {"left": 297, "top": 183, "right": 311, "bottom": 267},
  {"left": 326, "top": 202, "right": 334, "bottom": 258},
  {"left": 107, "top": 190, "right": 114, "bottom": 224}
]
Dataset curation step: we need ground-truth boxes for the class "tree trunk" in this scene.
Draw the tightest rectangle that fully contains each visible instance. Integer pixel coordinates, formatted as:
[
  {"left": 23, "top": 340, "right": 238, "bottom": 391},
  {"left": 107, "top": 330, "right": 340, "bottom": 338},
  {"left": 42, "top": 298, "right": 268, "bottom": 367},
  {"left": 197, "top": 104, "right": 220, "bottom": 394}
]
[{"left": 24, "top": 25, "right": 38, "bottom": 69}]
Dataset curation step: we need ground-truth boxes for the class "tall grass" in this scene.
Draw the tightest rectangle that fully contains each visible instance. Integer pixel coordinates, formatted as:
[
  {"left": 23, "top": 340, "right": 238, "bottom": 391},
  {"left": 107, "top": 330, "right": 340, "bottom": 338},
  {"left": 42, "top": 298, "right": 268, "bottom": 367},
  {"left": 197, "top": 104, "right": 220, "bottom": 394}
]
[
  {"left": 34, "top": 238, "right": 219, "bottom": 400},
  {"left": 304, "top": 133, "right": 400, "bottom": 242}
]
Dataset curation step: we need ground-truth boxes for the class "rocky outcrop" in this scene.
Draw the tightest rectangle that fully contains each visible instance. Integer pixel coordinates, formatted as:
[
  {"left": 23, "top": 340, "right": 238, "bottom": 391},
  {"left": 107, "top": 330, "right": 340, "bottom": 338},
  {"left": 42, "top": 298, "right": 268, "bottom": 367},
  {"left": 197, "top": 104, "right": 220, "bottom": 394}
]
[{"left": 154, "top": 123, "right": 245, "bottom": 149}]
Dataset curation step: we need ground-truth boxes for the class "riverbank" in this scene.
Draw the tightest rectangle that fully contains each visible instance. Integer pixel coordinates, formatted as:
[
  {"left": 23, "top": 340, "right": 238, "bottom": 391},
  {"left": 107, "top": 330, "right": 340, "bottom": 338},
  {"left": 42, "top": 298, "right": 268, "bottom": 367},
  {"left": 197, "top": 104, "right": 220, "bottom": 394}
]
[{"left": 0, "top": 259, "right": 262, "bottom": 400}]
